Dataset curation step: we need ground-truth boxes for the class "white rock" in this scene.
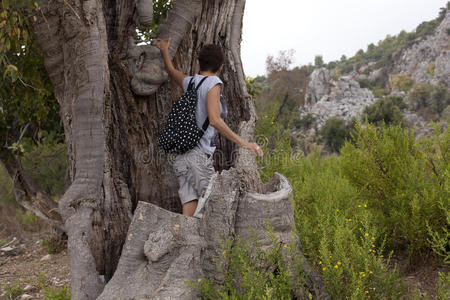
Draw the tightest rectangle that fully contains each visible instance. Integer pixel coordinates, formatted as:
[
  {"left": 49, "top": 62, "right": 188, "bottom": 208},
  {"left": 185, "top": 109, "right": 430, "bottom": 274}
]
[
  {"left": 20, "top": 294, "right": 33, "bottom": 300},
  {"left": 23, "top": 285, "right": 34, "bottom": 292},
  {"left": 301, "top": 68, "right": 376, "bottom": 130},
  {"left": 0, "top": 246, "right": 14, "bottom": 252},
  {"left": 40, "top": 254, "right": 52, "bottom": 261}
]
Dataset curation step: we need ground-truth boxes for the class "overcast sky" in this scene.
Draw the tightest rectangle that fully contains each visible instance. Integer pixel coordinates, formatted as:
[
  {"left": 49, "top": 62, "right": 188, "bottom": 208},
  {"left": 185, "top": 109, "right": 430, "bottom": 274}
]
[{"left": 241, "top": 0, "right": 448, "bottom": 77}]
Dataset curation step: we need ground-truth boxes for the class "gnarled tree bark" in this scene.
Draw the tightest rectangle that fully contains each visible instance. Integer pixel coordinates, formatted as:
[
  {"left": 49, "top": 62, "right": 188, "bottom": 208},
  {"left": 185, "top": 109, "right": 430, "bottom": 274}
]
[{"left": 31, "top": 0, "right": 328, "bottom": 299}]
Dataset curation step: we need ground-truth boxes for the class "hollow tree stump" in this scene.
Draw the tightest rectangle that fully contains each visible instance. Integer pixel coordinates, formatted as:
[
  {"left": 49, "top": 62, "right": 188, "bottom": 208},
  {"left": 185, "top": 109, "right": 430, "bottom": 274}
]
[{"left": 98, "top": 164, "right": 328, "bottom": 299}]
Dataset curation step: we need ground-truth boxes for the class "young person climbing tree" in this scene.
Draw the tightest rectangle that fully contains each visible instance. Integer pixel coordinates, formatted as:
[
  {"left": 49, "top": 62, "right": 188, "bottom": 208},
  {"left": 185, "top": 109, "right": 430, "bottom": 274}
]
[{"left": 153, "top": 38, "right": 264, "bottom": 217}]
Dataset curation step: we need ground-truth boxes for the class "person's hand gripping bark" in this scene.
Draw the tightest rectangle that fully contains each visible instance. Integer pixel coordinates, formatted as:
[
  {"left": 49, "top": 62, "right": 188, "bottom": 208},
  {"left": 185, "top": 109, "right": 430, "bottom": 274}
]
[
  {"left": 242, "top": 141, "right": 264, "bottom": 157},
  {"left": 153, "top": 38, "right": 171, "bottom": 53}
]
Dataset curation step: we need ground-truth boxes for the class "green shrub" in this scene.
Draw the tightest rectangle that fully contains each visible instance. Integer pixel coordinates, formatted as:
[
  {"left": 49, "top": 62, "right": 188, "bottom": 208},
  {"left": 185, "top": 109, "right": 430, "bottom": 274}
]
[
  {"left": 257, "top": 133, "right": 406, "bottom": 298},
  {"left": 245, "top": 76, "right": 263, "bottom": 98},
  {"left": 0, "top": 163, "right": 15, "bottom": 206},
  {"left": 319, "top": 117, "right": 354, "bottom": 153},
  {"left": 408, "top": 83, "right": 433, "bottom": 110},
  {"left": 253, "top": 117, "right": 448, "bottom": 298},
  {"left": 287, "top": 151, "right": 405, "bottom": 298},
  {"left": 442, "top": 105, "right": 450, "bottom": 123},
  {"left": 427, "top": 63, "right": 436, "bottom": 76},
  {"left": 42, "top": 285, "right": 71, "bottom": 300},
  {"left": 391, "top": 74, "right": 415, "bottom": 92},
  {"left": 437, "top": 272, "right": 450, "bottom": 300},
  {"left": 407, "top": 83, "right": 450, "bottom": 116},
  {"left": 20, "top": 137, "right": 66, "bottom": 197},
  {"left": 2, "top": 280, "right": 24, "bottom": 299},
  {"left": 255, "top": 111, "right": 294, "bottom": 183},
  {"left": 427, "top": 202, "right": 450, "bottom": 264},
  {"left": 340, "top": 122, "right": 449, "bottom": 259},
  {"left": 362, "top": 95, "right": 406, "bottom": 126},
  {"left": 42, "top": 234, "right": 66, "bottom": 254},
  {"left": 189, "top": 228, "right": 308, "bottom": 299},
  {"left": 292, "top": 113, "right": 316, "bottom": 129},
  {"left": 15, "top": 208, "right": 38, "bottom": 228},
  {"left": 429, "top": 85, "right": 450, "bottom": 115},
  {"left": 372, "top": 87, "right": 390, "bottom": 98}
]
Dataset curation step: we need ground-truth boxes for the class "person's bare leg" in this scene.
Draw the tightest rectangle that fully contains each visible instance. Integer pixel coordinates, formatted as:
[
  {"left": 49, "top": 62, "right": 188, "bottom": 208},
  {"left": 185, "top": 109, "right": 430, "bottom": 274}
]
[{"left": 182, "top": 200, "right": 198, "bottom": 216}]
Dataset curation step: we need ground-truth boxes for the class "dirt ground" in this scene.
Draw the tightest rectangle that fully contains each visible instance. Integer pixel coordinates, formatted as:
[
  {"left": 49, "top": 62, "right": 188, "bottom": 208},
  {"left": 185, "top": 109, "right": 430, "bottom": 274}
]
[
  {"left": 0, "top": 232, "right": 70, "bottom": 299},
  {"left": 394, "top": 254, "right": 450, "bottom": 299}
]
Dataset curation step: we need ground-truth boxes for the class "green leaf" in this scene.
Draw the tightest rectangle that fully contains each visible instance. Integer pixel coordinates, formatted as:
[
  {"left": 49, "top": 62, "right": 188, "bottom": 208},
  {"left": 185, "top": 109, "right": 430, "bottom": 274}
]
[{"left": 4, "top": 64, "right": 19, "bottom": 82}]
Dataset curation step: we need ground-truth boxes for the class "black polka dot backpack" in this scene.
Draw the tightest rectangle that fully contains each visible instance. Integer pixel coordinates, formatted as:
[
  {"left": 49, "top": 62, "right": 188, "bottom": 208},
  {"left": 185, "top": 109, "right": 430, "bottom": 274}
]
[{"left": 158, "top": 76, "right": 210, "bottom": 154}]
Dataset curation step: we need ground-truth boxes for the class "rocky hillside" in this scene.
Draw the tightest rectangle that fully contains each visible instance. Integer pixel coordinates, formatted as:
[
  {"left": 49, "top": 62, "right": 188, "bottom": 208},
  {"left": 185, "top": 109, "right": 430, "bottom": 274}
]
[
  {"left": 301, "top": 70, "right": 376, "bottom": 128},
  {"left": 296, "top": 8, "right": 450, "bottom": 138},
  {"left": 392, "top": 10, "right": 450, "bottom": 86}
]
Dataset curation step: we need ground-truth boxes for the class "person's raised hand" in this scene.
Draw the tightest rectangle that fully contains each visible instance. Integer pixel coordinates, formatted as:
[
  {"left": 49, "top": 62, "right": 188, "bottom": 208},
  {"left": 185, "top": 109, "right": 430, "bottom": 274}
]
[
  {"left": 243, "top": 142, "right": 264, "bottom": 157},
  {"left": 152, "top": 38, "right": 171, "bottom": 52}
]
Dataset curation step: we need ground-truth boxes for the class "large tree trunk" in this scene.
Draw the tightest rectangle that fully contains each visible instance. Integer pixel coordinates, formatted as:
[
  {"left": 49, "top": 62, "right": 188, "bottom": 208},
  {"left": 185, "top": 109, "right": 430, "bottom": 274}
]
[{"left": 31, "top": 0, "right": 327, "bottom": 299}]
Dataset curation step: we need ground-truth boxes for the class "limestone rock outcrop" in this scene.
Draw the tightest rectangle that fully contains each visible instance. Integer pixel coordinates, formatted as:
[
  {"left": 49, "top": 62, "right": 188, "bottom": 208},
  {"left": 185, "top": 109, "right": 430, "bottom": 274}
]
[
  {"left": 392, "top": 11, "right": 450, "bottom": 86},
  {"left": 301, "top": 68, "right": 376, "bottom": 129}
]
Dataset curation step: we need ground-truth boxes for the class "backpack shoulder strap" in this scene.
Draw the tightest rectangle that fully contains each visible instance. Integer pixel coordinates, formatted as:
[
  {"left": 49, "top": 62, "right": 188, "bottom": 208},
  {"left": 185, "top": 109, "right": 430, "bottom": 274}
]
[
  {"left": 195, "top": 76, "right": 209, "bottom": 131},
  {"left": 195, "top": 76, "right": 209, "bottom": 91},
  {"left": 187, "top": 77, "right": 196, "bottom": 90}
]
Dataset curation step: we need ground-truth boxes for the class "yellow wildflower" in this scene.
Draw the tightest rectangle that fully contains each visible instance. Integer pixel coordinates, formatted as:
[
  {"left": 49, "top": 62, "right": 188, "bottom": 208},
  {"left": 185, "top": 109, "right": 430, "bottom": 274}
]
[
  {"left": 364, "top": 233, "right": 369, "bottom": 237},
  {"left": 337, "top": 261, "right": 341, "bottom": 265},
  {"left": 323, "top": 267, "right": 327, "bottom": 271}
]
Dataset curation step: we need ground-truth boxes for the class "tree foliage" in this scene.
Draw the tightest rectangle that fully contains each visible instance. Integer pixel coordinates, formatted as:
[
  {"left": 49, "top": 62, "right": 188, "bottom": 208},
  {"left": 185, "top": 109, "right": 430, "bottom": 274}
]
[
  {"left": 319, "top": 117, "right": 354, "bottom": 153},
  {"left": 391, "top": 74, "right": 415, "bottom": 92},
  {"left": 253, "top": 51, "right": 309, "bottom": 129},
  {"left": 362, "top": 95, "right": 407, "bottom": 127},
  {"left": 265, "top": 49, "right": 295, "bottom": 74},
  {"left": 408, "top": 83, "right": 450, "bottom": 116},
  {"left": 135, "top": 0, "right": 173, "bottom": 43},
  {"left": 314, "top": 55, "right": 324, "bottom": 68},
  {"left": 0, "top": 0, "right": 62, "bottom": 163}
]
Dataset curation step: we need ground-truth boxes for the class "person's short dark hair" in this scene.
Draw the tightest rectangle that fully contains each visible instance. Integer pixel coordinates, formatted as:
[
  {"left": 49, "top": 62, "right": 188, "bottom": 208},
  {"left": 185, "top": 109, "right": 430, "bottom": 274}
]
[{"left": 198, "top": 44, "right": 224, "bottom": 73}]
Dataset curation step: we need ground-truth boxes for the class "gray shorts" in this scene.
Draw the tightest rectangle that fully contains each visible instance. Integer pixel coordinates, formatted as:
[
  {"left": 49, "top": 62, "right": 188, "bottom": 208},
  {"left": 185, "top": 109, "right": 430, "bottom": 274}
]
[{"left": 172, "top": 147, "right": 215, "bottom": 205}]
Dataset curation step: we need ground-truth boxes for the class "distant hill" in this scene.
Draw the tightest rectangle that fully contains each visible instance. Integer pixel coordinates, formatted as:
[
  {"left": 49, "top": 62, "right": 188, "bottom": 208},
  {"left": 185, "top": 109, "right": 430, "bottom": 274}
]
[
  {"left": 327, "top": 2, "right": 450, "bottom": 87},
  {"left": 253, "top": 2, "right": 450, "bottom": 152}
]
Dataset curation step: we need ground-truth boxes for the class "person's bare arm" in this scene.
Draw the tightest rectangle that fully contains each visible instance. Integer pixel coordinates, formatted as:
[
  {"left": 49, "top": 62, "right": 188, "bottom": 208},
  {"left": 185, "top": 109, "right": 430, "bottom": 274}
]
[
  {"left": 153, "top": 38, "right": 186, "bottom": 88},
  {"left": 207, "top": 85, "right": 264, "bottom": 157}
]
